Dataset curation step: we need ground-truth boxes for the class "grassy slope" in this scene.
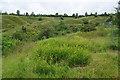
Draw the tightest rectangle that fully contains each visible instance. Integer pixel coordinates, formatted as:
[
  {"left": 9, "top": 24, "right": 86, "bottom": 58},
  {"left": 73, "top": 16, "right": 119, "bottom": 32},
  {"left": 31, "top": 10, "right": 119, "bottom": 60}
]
[{"left": 2, "top": 15, "right": 118, "bottom": 78}]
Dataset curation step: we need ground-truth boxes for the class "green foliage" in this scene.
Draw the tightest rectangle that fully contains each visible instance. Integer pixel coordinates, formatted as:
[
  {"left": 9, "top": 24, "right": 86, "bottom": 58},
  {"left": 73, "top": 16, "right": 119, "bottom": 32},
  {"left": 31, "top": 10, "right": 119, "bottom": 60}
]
[
  {"left": 81, "top": 25, "right": 96, "bottom": 32},
  {"left": 83, "top": 19, "right": 89, "bottom": 24},
  {"left": 115, "top": 1, "right": 120, "bottom": 27},
  {"left": 33, "top": 37, "right": 91, "bottom": 66},
  {"left": 2, "top": 15, "right": 27, "bottom": 29},
  {"left": 104, "top": 12, "right": 108, "bottom": 16},
  {"left": 34, "top": 59, "right": 56, "bottom": 75},
  {"left": 12, "top": 29, "right": 39, "bottom": 41},
  {"left": 75, "top": 13, "right": 79, "bottom": 19},
  {"left": 2, "top": 38, "right": 21, "bottom": 55},
  {"left": 64, "top": 13, "right": 68, "bottom": 17},
  {"left": 30, "top": 12, "right": 35, "bottom": 16},
  {"left": 73, "top": 27, "right": 81, "bottom": 32},
  {"left": 85, "top": 12, "right": 88, "bottom": 17},
  {"left": 22, "top": 26, "right": 26, "bottom": 32},
  {"left": 2, "top": 15, "right": 118, "bottom": 78},
  {"left": 38, "top": 26, "right": 56, "bottom": 39},
  {"left": 38, "top": 17, "right": 42, "bottom": 21},
  {"left": 16, "top": 58, "right": 26, "bottom": 78},
  {"left": 95, "top": 22, "right": 100, "bottom": 26},
  {"left": 60, "top": 16, "right": 64, "bottom": 20},
  {"left": 16, "top": 10, "right": 20, "bottom": 16},
  {"left": 72, "top": 14, "right": 75, "bottom": 17},
  {"left": 33, "top": 58, "right": 70, "bottom": 78},
  {"left": 57, "top": 21, "right": 69, "bottom": 31},
  {"left": 26, "top": 12, "right": 29, "bottom": 16},
  {"left": 94, "top": 15, "right": 98, "bottom": 17},
  {"left": 68, "top": 50, "right": 91, "bottom": 67},
  {"left": 106, "top": 16, "right": 112, "bottom": 22},
  {"left": 12, "top": 31, "right": 24, "bottom": 41}
]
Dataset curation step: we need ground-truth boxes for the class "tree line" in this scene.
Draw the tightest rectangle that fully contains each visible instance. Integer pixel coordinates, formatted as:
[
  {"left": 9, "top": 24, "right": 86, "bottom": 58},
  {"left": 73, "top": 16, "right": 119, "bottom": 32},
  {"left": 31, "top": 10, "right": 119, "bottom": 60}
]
[{"left": 1, "top": 10, "right": 113, "bottom": 18}]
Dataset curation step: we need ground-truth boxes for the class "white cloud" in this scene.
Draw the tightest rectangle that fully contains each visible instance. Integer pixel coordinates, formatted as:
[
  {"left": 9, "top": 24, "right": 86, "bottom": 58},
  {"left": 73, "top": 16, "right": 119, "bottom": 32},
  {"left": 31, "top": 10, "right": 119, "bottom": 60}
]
[{"left": 0, "top": 0, "right": 118, "bottom": 15}]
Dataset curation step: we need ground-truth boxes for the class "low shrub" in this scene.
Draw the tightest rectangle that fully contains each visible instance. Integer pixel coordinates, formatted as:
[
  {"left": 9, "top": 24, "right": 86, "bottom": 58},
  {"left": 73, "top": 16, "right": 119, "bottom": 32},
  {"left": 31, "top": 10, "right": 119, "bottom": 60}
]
[
  {"left": 83, "top": 20, "right": 89, "bottom": 24},
  {"left": 73, "top": 27, "right": 81, "bottom": 32},
  {"left": 12, "top": 31, "right": 23, "bottom": 41},
  {"left": 109, "top": 43, "right": 118, "bottom": 50},
  {"left": 57, "top": 21, "right": 69, "bottom": 31},
  {"left": 22, "top": 26, "right": 26, "bottom": 32},
  {"left": 38, "top": 26, "right": 56, "bottom": 39},
  {"left": 68, "top": 50, "right": 91, "bottom": 67},
  {"left": 2, "top": 38, "right": 21, "bottom": 55},
  {"left": 33, "top": 58, "right": 70, "bottom": 78},
  {"left": 95, "top": 22, "right": 100, "bottom": 26},
  {"left": 35, "top": 45, "right": 70, "bottom": 64},
  {"left": 33, "top": 38, "right": 91, "bottom": 68},
  {"left": 34, "top": 59, "right": 56, "bottom": 75},
  {"left": 81, "top": 25, "right": 96, "bottom": 32},
  {"left": 60, "top": 17, "right": 64, "bottom": 20},
  {"left": 38, "top": 17, "right": 42, "bottom": 21}
]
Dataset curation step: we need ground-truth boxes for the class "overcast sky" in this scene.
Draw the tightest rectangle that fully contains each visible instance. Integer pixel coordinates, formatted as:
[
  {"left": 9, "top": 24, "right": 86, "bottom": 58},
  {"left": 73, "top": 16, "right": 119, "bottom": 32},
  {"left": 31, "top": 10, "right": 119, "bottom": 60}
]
[{"left": 0, "top": 0, "right": 119, "bottom": 15}]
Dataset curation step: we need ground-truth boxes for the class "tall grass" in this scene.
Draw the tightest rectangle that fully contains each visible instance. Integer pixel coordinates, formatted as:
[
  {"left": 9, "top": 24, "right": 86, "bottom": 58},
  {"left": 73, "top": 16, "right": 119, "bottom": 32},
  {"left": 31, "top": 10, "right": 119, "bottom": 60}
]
[{"left": 2, "top": 15, "right": 118, "bottom": 78}]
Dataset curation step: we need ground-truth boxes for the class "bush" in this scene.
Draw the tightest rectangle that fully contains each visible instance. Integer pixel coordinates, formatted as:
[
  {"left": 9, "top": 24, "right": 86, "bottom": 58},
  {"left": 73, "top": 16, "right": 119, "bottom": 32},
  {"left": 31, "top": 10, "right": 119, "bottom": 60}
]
[
  {"left": 38, "top": 17, "right": 42, "bottom": 21},
  {"left": 2, "top": 38, "right": 21, "bottom": 55},
  {"left": 35, "top": 45, "right": 70, "bottom": 64},
  {"left": 94, "top": 15, "right": 98, "bottom": 17},
  {"left": 34, "top": 59, "right": 70, "bottom": 77},
  {"left": 60, "top": 17, "right": 64, "bottom": 20},
  {"left": 34, "top": 59, "right": 56, "bottom": 75},
  {"left": 33, "top": 38, "right": 91, "bottom": 67},
  {"left": 109, "top": 43, "right": 118, "bottom": 50},
  {"left": 73, "top": 27, "right": 81, "bottom": 32},
  {"left": 12, "top": 31, "right": 23, "bottom": 41},
  {"left": 30, "top": 37, "right": 93, "bottom": 77},
  {"left": 83, "top": 20, "right": 89, "bottom": 24},
  {"left": 38, "top": 26, "right": 56, "bottom": 39},
  {"left": 57, "top": 21, "right": 69, "bottom": 31},
  {"left": 95, "top": 22, "right": 100, "bottom": 26},
  {"left": 22, "top": 26, "right": 26, "bottom": 32},
  {"left": 68, "top": 51, "right": 91, "bottom": 67},
  {"left": 81, "top": 25, "right": 96, "bottom": 32}
]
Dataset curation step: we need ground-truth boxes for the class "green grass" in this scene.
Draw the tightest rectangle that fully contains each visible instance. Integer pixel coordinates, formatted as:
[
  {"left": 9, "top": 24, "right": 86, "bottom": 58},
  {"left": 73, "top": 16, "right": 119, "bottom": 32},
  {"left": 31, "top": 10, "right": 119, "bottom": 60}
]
[{"left": 2, "top": 15, "right": 118, "bottom": 78}]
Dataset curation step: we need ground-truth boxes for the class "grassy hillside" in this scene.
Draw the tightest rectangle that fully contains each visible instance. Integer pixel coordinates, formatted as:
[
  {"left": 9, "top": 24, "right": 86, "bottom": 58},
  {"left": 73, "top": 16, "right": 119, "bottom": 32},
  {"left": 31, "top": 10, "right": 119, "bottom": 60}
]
[{"left": 2, "top": 15, "right": 118, "bottom": 78}]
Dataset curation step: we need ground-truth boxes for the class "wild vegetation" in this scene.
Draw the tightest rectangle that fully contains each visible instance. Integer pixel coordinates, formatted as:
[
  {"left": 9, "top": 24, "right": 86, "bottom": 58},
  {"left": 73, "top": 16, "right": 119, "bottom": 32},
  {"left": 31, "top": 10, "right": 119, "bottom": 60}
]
[{"left": 1, "top": 9, "right": 119, "bottom": 78}]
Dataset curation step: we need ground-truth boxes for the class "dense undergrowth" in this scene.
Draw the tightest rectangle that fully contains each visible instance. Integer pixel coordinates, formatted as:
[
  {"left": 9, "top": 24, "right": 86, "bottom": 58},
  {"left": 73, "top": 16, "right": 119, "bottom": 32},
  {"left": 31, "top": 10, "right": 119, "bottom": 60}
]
[{"left": 1, "top": 15, "right": 118, "bottom": 78}]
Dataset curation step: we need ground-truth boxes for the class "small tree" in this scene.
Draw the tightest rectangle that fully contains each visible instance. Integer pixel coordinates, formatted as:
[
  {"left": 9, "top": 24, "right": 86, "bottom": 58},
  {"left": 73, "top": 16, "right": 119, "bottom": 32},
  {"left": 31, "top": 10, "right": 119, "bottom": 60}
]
[
  {"left": 57, "top": 21, "right": 69, "bottom": 31},
  {"left": 94, "top": 12, "right": 98, "bottom": 17},
  {"left": 39, "top": 26, "right": 56, "bottom": 39},
  {"left": 95, "top": 12, "right": 97, "bottom": 15},
  {"left": 75, "top": 13, "right": 78, "bottom": 18},
  {"left": 16, "top": 10, "right": 20, "bottom": 16},
  {"left": 104, "top": 12, "right": 107, "bottom": 16},
  {"left": 26, "top": 12, "right": 29, "bottom": 16},
  {"left": 90, "top": 12, "right": 93, "bottom": 16},
  {"left": 31, "top": 12, "right": 35, "bottom": 16},
  {"left": 64, "top": 13, "right": 68, "bottom": 17},
  {"left": 72, "top": 13, "right": 75, "bottom": 17},
  {"left": 55, "top": 13, "right": 59, "bottom": 17},
  {"left": 85, "top": 12, "right": 88, "bottom": 17}
]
